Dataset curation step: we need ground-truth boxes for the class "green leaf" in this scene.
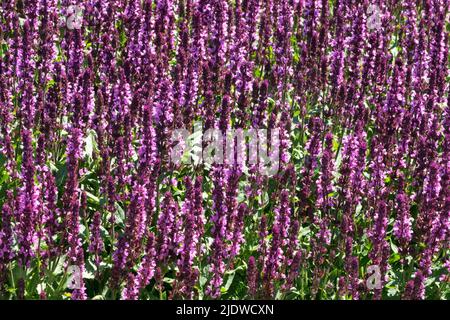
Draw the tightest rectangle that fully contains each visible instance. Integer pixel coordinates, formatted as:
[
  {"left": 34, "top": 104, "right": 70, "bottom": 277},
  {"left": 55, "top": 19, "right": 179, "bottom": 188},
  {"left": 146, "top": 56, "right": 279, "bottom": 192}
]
[
  {"left": 390, "top": 241, "right": 399, "bottom": 254},
  {"left": 115, "top": 203, "right": 125, "bottom": 224},
  {"left": 223, "top": 272, "right": 236, "bottom": 292},
  {"left": 84, "top": 130, "right": 97, "bottom": 159},
  {"left": 85, "top": 191, "right": 100, "bottom": 205}
]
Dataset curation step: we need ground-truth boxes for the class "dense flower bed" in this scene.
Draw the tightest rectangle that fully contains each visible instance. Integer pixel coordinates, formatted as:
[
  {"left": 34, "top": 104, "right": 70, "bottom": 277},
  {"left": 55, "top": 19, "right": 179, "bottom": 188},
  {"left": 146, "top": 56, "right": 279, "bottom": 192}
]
[{"left": 0, "top": 0, "right": 448, "bottom": 300}]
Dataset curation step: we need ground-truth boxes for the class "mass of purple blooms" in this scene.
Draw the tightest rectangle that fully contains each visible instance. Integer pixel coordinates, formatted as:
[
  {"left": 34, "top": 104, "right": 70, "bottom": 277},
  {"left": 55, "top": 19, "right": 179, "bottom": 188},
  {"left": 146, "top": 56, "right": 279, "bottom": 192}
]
[{"left": 0, "top": 0, "right": 448, "bottom": 300}]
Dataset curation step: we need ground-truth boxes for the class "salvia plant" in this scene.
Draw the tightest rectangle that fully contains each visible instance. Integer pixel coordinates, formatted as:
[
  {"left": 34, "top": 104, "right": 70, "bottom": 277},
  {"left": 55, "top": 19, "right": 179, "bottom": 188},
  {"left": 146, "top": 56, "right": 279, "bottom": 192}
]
[{"left": 0, "top": 0, "right": 448, "bottom": 300}]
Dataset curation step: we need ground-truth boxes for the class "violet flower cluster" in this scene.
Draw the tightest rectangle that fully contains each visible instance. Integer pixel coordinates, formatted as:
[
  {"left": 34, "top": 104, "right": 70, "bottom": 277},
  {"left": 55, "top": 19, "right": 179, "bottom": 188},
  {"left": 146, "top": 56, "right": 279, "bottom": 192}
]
[{"left": 0, "top": 0, "right": 448, "bottom": 300}]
